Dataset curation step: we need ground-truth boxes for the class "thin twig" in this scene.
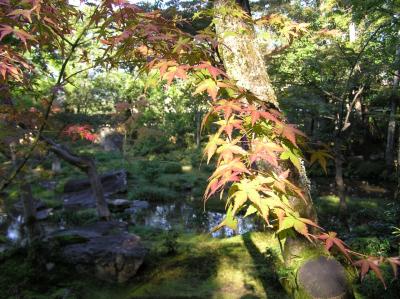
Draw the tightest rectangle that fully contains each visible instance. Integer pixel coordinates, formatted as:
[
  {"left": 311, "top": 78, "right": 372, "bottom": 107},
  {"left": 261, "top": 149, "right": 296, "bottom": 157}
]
[{"left": 0, "top": 6, "right": 99, "bottom": 191}]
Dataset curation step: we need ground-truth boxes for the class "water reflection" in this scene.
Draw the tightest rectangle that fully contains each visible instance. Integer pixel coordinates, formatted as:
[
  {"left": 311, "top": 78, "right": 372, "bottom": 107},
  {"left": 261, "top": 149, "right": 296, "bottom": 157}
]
[
  {"left": 0, "top": 202, "right": 262, "bottom": 243},
  {"left": 6, "top": 215, "right": 23, "bottom": 242},
  {"left": 129, "top": 202, "right": 261, "bottom": 238}
]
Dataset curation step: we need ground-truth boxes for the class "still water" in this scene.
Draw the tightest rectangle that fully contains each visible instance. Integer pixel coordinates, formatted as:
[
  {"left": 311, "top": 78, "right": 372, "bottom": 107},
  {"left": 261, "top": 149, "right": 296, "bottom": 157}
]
[
  {"left": 0, "top": 200, "right": 262, "bottom": 244},
  {"left": 128, "top": 201, "right": 261, "bottom": 238}
]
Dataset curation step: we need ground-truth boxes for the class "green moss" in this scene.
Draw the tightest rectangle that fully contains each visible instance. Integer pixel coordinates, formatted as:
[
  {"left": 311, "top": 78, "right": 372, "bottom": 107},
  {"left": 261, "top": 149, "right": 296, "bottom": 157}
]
[
  {"left": 155, "top": 173, "right": 203, "bottom": 191},
  {"left": 51, "top": 208, "right": 98, "bottom": 226},
  {"left": 129, "top": 185, "right": 179, "bottom": 202},
  {"left": 0, "top": 235, "right": 8, "bottom": 244},
  {"left": 79, "top": 231, "right": 288, "bottom": 299}
]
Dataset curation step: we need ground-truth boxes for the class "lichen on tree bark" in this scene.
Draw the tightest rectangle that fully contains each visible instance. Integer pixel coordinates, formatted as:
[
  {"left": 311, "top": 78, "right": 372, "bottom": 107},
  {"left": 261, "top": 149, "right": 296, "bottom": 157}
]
[{"left": 213, "top": 1, "right": 352, "bottom": 298}]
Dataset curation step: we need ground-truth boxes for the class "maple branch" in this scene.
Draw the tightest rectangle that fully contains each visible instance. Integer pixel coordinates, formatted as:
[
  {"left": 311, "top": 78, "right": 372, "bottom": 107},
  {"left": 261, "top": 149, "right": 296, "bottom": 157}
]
[
  {"left": 341, "top": 85, "right": 364, "bottom": 132},
  {"left": 47, "top": 25, "right": 74, "bottom": 47},
  {"left": 0, "top": 7, "right": 100, "bottom": 192},
  {"left": 337, "top": 22, "right": 391, "bottom": 134},
  {"left": 264, "top": 36, "right": 294, "bottom": 58}
]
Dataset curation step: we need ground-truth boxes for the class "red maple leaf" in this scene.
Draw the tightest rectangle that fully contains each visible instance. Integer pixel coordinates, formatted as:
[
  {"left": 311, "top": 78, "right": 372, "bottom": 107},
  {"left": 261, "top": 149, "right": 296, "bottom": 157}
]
[
  {"left": 354, "top": 257, "right": 386, "bottom": 289},
  {"left": 317, "top": 232, "right": 352, "bottom": 261},
  {"left": 194, "top": 61, "right": 227, "bottom": 80}
]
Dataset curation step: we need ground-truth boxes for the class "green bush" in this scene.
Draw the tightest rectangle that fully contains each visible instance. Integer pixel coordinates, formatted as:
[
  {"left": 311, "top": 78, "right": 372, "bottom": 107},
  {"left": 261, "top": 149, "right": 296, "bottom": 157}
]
[
  {"left": 347, "top": 237, "right": 391, "bottom": 256},
  {"left": 133, "top": 134, "right": 174, "bottom": 156},
  {"left": 155, "top": 173, "right": 196, "bottom": 191},
  {"left": 353, "top": 264, "right": 400, "bottom": 299},
  {"left": 53, "top": 209, "right": 98, "bottom": 226},
  {"left": 163, "top": 162, "right": 182, "bottom": 174},
  {"left": 95, "top": 151, "right": 123, "bottom": 162},
  {"left": 162, "top": 229, "right": 180, "bottom": 255},
  {"left": 136, "top": 160, "right": 162, "bottom": 182},
  {"left": 0, "top": 235, "right": 7, "bottom": 244},
  {"left": 348, "top": 160, "right": 386, "bottom": 179},
  {"left": 130, "top": 185, "right": 178, "bottom": 202}
]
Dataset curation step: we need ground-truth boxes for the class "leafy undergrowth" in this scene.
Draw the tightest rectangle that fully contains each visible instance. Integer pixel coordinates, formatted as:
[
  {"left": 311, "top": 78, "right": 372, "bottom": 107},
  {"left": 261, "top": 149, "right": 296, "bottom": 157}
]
[
  {"left": 314, "top": 195, "right": 398, "bottom": 239},
  {"left": 314, "top": 195, "right": 400, "bottom": 298}
]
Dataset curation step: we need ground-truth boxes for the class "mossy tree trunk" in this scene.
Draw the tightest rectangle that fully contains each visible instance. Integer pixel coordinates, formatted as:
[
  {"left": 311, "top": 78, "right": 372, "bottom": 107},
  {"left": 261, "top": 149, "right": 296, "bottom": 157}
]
[
  {"left": 386, "top": 32, "right": 400, "bottom": 173},
  {"left": 214, "top": 1, "right": 352, "bottom": 298}
]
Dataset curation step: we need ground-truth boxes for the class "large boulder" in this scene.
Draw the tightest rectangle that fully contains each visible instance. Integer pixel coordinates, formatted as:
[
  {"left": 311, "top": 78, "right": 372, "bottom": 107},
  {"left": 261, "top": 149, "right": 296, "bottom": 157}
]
[
  {"left": 63, "top": 170, "right": 127, "bottom": 209},
  {"left": 98, "top": 127, "right": 123, "bottom": 152},
  {"left": 49, "top": 221, "right": 147, "bottom": 283},
  {"left": 63, "top": 233, "right": 146, "bottom": 283}
]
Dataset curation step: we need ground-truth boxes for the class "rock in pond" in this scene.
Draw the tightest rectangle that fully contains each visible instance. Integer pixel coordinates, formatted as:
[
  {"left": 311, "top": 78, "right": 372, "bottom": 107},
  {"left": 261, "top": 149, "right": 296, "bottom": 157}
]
[
  {"left": 36, "top": 208, "right": 53, "bottom": 221},
  {"left": 48, "top": 221, "right": 147, "bottom": 283},
  {"left": 63, "top": 170, "right": 127, "bottom": 209},
  {"left": 123, "top": 200, "right": 150, "bottom": 214},
  {"left": 107, "top": 199, "right": 131, "bottom": 213},
  {"left": 132, "top": 200, "right": 150, "bottom": 209},
  {"left": 13, "top": 199, "right": 46, "bottom": 213},
  {"left": 13, "top": 199, "right": 52, "bottom": 221}
]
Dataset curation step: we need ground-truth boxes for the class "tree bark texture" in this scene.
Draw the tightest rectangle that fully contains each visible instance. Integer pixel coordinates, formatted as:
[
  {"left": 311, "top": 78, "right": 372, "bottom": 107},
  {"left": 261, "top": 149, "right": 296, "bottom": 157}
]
[
  {"left": 334, "top": 137, "right": 347, "bottom": 213},
  {"left": 21, "top": 181, "right": 41, "bottom": 243},
  {"left": 385, "top": 34, "right": 400, "bottom": 173},
  {"left": 213, "top": 1, "right": 351, "bottom": 298},
  {"left": 214, "top": 0, "right": 278, "bottom": 108}
]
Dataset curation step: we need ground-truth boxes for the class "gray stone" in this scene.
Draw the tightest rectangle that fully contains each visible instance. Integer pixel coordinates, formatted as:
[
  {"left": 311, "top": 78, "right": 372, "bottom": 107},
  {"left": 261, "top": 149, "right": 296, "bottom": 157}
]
[
  {"left": 46, "top": 262, "right": 55, "bottom": 271},
  {"left": 131, "top": 200, "right": 150, "bottom": 209},
  {"left": 47, "top": 221, "right": 145, "bottom": 282},
  {"left": 98, "top": 127, "right": 123, "bottom": 152},
  {"left": 36, "top": 208, "right": 53, "bottom": 221},
  {"left": 13, "top": 199, "right": 46, "bottom": 213},
  {"left": 39, "top": 180, "right": 58, "bottom": 190},
  {"left": 61, "top": 232, "right": 146, "bottom": 283},
  {"left": 107, "top": 199, "right": 131, "bottom": 212},
  {"left": 48, "top": 220, "right": 128, "bottom": 241},
  {"left": 63, "top": 170, "right": 127, "bottom": 210},
  {"left": 298, "top": 256, "right": 350, "bottom": 299}
]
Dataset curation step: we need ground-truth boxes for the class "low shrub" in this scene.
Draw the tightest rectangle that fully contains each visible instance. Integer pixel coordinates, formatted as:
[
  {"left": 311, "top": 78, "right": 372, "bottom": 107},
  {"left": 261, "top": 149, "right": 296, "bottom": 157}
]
[
  {"left": 163, "top": 162, "right": 182, "bottom": 174},
  {"left": 130, "top": 185, "right": 178, "bottom": 202},
  {"left": 53, "top": 209, "right": 98, "bottom": 226},
  {"left": 347, "top": 237, "right": 391, "bottom": 256}
]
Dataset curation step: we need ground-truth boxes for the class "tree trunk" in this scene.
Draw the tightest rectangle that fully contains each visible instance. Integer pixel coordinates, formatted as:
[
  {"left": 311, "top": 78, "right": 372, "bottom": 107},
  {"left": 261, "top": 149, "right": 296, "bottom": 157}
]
[
  {"left": 214, "top": 1, "right": 351, "bottom": 298},
  {"left": 334, "top": 137, "right": 347, "bottom": 214},
  {"left": 386, "top": 96, "right": 397, "bottom": 172},
  {"left": 21, "top": 181, "right": 41, "bottom": 243},
  {"left": 52, "top": 156, "right": 62, "bottom": 174},
  {"left": 9, "top": 142, "right": 41, "bottom": 243},
  {"left": 41, "top": 136, "right": 111, "bottom": 219},
  {"left": 195, "top": 110, "right": 202, "bottom": 148},
  {"left": 0, "top": 80, "right": 13, "bottom": 105},
  {"left": 396, "top": 130, "right": 400, "bottom": 201},
  {"left": 385, "top": 34, "right": 400, "bottom": 173}
]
